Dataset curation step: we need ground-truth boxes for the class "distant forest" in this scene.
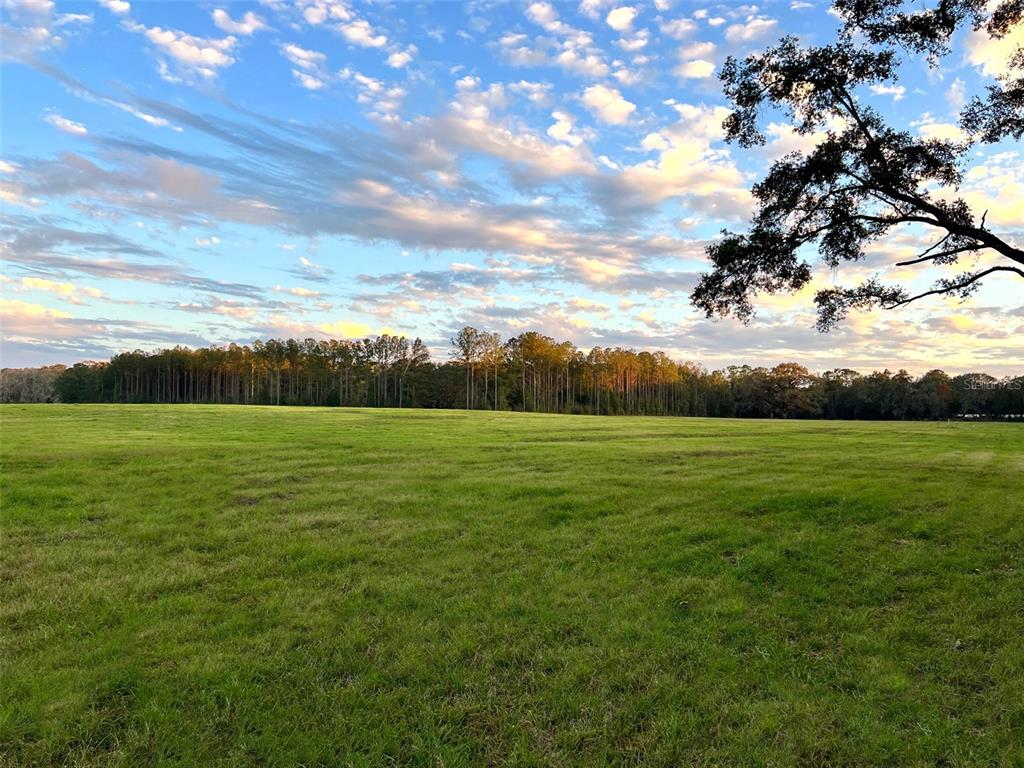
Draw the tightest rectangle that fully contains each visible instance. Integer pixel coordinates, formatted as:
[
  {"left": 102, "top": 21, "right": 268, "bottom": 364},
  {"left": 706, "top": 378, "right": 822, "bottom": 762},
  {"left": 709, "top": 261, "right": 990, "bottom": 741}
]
[{"left": 2, "top": 330, "right": 1021, "bottom": 419}]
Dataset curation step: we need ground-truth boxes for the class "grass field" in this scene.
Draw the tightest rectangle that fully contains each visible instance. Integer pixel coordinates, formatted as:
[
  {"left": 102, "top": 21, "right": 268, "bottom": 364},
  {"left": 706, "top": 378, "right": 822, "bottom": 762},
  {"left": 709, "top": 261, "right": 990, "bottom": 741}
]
[{"left": 2, "top": 405, "right": 1023, "bottom": 766}]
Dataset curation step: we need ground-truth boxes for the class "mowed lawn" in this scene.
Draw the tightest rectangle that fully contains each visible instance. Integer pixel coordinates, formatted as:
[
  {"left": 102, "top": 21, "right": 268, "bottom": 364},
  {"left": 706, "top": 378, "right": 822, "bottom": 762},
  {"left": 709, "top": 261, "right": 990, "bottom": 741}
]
[{"left": 2, "top": 406, "right": 1023, "bottom": 767}]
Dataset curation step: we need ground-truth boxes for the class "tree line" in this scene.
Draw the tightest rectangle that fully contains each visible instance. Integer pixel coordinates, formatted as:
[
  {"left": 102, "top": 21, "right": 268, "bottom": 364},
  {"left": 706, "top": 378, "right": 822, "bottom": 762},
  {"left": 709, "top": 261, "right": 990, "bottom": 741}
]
[{"left": 1, "top": 329, "right": 1020, "bottom": 420}]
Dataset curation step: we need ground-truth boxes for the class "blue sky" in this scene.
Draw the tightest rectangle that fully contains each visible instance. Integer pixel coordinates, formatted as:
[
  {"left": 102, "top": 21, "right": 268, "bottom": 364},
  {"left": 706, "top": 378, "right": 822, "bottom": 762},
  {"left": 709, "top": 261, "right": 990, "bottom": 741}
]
[{"left": 1, "top": 0, "right": 1021, "bottom": 373}]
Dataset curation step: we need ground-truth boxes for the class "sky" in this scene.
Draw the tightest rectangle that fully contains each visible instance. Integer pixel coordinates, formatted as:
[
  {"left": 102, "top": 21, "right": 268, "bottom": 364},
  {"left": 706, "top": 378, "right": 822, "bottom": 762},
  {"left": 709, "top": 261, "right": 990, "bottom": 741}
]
[{"left": 1, "top": 0, "right": 1022, "bottom": 374}]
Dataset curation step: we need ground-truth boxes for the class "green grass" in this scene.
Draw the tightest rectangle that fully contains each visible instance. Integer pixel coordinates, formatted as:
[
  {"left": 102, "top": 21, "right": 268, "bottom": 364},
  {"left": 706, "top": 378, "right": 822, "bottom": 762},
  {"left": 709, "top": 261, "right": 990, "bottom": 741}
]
[{"left": 2, "top": 405, "right": 1023, "bottom": 767}]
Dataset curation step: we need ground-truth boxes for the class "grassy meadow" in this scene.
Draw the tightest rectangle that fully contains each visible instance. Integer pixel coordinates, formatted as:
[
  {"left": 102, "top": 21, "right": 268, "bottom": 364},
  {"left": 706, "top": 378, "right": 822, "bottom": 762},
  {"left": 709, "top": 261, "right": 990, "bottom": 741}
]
[{"left": 2, "top": 405, "right": 1023, "bottom": 766}]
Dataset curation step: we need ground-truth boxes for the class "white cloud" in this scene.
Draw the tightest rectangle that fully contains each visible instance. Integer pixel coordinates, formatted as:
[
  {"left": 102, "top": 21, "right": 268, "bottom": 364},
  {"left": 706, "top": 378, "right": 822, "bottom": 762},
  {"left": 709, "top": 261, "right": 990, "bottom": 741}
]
[
  {"left": 676, "top": 59, "right": 715, "bottom": 78},
  {"left": 386, "top": 45, "right": 417, "bottom": 69},
  {"left": 15, "top": 277, "right": 102, "bottom": 304},
  {"left": 579, "top": 0, "right": 611, "bottom": 20},
  {"left": 281, "top": 42, "right": 325, "bottom": 70},
  {"left": 436, "top": 103, "right": 595, "bottom": 180},
  {"left": 0, "top": 299, "right": 74, "bottom": 342},
  {"left": 280, "top": 43, "right": 328, "bottom": 89},
  {"left": 765, "top": 123, "right": 819, "bottom": 157},
  {"left": 109, "top": 99, "right": 179, "bottom": 130},
  {"left": 509, "top": 80, "right": 552, "bottom": 105},
  {"left": 660, "top": 18, "right": 697, "bottom": 39},
  {"left": 641, "top": 132, "right": 670, "bottom": 151},
  {"left": 946, "top": 77, "right": 966, "bottom": 111},
  {"left": 916, "top": 121, "right": 966, "bottom": 141},
  {"left": 724, "top": 16, "right": 777, "bottom": 42},
  {"left": 319, "top": 319, "right": 374, "bottom": 338},
  {"left": 581, "top": 84, "right": 636, "bottom": 124},
  {"left": 966, "top": 19, "right": 1023, "bottom": 79},
  {"left": 0, "top": 182, "right": 44, "bottom": 209},
  {"left": 44, "top": 111, "right": 87, "bottom": 135},
  {"left": 527, "top": 2, "right": 571, "bottom": 34},
  {"left": 294, "top": 72, "right": 325, "bottom": 90},
  {"left": 547, "top": 110, "right": 583, "bottom": 146},
  {"left": 681, "top": 40, "right": 715, "bottom": 58},
  {"left": 869, "top": 83, "right": 905, "bottom": 101},
  {"left": 132, "top": 24, "right": 238, "bottom": 80},
  {"left": 676, "top": 41, "right": 716, "bottom": 78},
  {"left": 294, "top": 256, "right": 334, "bottom": 282},
  {"left": 6, "top": 2, "right": 54, "bottom": 20},
  {"left": 555, "top": 48, "right": 610, "bottom": 78},
  {"left": 959, "top": 151, "right": 1024, "bottom": 228},
  {"left": 330, "top": 178, "right": 692, "bottom": 291},
  {"left": 509, "top": 5, "right": 611, "bottom": 79},
  {"left": 211, "top": 9, "right": 266, "bottom": 36},
  {"left": 386, "top": 50, "right": 411, "bottom": 68},
  {"left": 55, "top": 12, "right": 91, "bottom": 26},
  {"left": 339, "top": 19, "right": 387, "bottom": 48},
  {"left": 596, "top": 103, "right": 752, "bottom": 219},
  {"left": 297, "top": 0, "right": 350, "bottom": 25},
  {"left": 302, "top": 5, "right": 327, "bottom": 24},
  {"left": 613, "top": 67, "right": 641, "bottom": 85},
  {"left": 606, "top": 6, "right": 637, "bottom": 32},
  {"left": 98, "top": 0, "right": 130, "bottom": 14},
  {"left": 0, "top": 0, "right": 91, "bottom": 61},
  {"left": 273, "top": 285, "right": 323, "bottom": 298},
  {"left": 618, "top": 29, "right": 648, "bottom": 51},
  {"left": 340, "top": 68, "right": 406, "bottom": 119}
]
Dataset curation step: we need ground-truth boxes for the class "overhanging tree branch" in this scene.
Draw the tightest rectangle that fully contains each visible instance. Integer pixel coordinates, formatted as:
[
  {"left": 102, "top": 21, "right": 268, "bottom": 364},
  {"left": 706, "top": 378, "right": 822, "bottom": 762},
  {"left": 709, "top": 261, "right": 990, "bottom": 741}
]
[
  {"left": 896, "top": 244, "right": 982, "bottom": 267},
  {"left": 691, "top": 0, "right": 1024, "bottom": 330},
  {"left": 883, "top": 266, "right": 1024, "bottom": 309}
]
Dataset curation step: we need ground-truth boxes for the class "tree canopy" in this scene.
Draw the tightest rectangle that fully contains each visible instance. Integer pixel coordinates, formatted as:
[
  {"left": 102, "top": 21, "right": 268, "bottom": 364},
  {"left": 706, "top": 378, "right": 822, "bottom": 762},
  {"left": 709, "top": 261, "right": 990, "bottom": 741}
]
[
  {"left": 692, "top": 0, "right": 1023, "bottom": 330},
  {"left": 6, "top": 331, "right": 1021, "bottom": 419}
]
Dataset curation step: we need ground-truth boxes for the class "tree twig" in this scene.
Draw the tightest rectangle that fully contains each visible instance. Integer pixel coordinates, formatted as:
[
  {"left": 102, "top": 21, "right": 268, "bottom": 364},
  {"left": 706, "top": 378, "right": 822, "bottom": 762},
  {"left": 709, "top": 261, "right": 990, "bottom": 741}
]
[{"left": 883, "top": 266, "right": 1024, "bottom": 309}]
